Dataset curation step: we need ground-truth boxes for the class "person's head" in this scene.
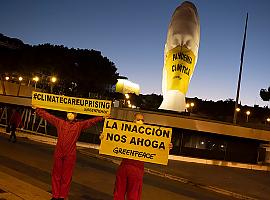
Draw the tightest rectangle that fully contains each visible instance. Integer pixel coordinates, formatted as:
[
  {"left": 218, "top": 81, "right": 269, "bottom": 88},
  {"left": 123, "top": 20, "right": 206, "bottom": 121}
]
[
  {"left": 134, "top": 113, "right": 144, "bottom": 124},
  {"left": 67, "top": 112, "right": 77, "bottom": 121}
]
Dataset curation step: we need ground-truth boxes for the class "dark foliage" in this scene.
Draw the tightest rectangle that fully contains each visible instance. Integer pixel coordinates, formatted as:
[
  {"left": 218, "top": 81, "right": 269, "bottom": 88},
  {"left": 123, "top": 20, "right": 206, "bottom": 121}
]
[
  {"left": 0, "top": 34, "right": 119, "bottom": 97},
  {"left": 260, "top": 87, "right": 270, "bottom": 101}
]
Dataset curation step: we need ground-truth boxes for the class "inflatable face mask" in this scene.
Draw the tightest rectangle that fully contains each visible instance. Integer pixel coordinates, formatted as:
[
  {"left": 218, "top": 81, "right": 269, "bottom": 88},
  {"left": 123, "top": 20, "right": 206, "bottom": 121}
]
[{"left": 159, "top": 1, "right": 200, "bottom": 112}]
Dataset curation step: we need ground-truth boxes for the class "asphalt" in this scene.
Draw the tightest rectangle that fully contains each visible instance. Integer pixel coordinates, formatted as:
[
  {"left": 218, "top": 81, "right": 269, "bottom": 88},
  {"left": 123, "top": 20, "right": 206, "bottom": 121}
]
[{"left": 0, "top": 128, "right": 270, "bottom": 200}]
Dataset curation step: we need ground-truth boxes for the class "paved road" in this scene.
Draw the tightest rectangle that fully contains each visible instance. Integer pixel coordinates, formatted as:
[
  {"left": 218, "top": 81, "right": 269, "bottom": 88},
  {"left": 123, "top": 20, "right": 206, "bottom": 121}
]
[{"left": 0, "top": 134, "right": 236, "bottom": 200}]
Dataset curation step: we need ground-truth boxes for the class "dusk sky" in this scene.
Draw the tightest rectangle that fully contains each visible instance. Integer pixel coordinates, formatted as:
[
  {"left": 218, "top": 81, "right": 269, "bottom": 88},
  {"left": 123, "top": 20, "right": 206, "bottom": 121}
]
[{"left": 1, "top": 0, "right": 270, "bottom": 107}]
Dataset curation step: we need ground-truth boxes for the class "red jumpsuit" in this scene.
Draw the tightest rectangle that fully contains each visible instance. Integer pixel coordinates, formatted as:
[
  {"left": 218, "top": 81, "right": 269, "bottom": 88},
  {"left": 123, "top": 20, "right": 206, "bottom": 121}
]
[
  {"left": 36, "top": 108, "right": 103, "bottom": 199},
  {"left": 9, "top": 111, "right": 23, "bottom": 128},
  {"left": 114, "top": 158, "right": 144, "bottom": 200}
]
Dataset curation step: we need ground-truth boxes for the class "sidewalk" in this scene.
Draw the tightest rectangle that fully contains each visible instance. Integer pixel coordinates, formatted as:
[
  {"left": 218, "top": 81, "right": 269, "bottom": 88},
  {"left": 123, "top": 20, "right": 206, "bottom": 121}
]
[
  {"left": 0, "top": 171, "right": 51, "bottom": 200},
  {"left": 1, "top": 128, "right": 270, "bottom": 200}
]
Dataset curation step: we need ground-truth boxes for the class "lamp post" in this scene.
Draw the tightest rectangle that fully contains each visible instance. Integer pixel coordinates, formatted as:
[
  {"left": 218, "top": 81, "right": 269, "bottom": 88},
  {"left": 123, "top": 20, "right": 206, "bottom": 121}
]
[
  {"left": 246, "top": 111, "right": 250, "bottom": 122},
  {"left": 266, "top": 118, "right": 270, "bottom": 125},
  {"left": 190, "top": 102, "right": 195, "bottom": 112},
  {"left": 50, "top": 76, "right": 57, "bottom": 93},
  {"left": 33, "top": 76, "right": 39, "bottom": 90},
  {"left": 2, "top": 76, "right": 10, "bottom": 95},
  {"left": 233, "top": 13, "right": 248, "bottom": 124},
  {"left": 17, "top": 76, "right": 23, "bottom": 96},
  {"left": 186, "top": 103, "right": 190, "bottom": 112},
  {"left": 124, "top": 93, "right": 130, "bottom": 107},
  {"left": 234, "top": 108, "right": 240, "bottom": 123}
]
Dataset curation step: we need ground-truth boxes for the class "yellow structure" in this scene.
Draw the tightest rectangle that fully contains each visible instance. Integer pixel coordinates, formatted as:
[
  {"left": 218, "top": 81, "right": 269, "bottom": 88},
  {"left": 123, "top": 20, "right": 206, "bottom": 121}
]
[{"left": 115, "top": 79, "right": 140, "bottom": 95}]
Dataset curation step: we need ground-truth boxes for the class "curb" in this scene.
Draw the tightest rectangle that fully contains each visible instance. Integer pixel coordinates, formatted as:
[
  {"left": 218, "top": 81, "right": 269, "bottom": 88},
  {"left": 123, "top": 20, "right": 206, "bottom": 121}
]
[{"left": 168, "top": 155, "right": 270, "bottom": 171}]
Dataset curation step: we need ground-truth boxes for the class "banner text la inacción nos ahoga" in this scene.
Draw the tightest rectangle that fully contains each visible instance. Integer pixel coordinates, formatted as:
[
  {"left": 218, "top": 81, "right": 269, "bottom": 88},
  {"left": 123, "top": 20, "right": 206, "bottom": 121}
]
[{"left": 99, "top": 119, "right": 172, "bottom": 165}]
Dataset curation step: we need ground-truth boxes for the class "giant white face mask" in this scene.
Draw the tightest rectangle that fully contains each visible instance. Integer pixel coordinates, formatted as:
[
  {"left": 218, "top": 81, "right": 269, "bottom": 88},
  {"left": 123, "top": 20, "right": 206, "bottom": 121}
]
[
  {"left": 67, "top": 113, "right": 76, "bottom": 121},
  {"left": 159, "top": 1, "right": 200, "bottom": 112}
]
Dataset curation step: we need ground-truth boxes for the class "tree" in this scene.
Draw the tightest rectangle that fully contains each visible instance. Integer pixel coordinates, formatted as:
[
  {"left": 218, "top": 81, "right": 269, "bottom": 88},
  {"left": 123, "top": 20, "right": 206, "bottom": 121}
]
[
  {"left": 0, "top": 34, "right": 119, "bottom": 98},
  {"left": 139, "top": 94, "right": 163, "bottom": 110},
  {"left": 260, "top": 87, "right": 270, "bottom": 101}
]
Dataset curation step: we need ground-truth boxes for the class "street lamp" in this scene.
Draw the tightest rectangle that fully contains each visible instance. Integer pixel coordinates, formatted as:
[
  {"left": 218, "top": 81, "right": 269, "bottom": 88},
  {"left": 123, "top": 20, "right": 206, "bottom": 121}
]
[
  {"left": 266, "top": 118, "right": 270, "bottom": 125},
  {"left": 50, "top": 76, "right": 57, "bottom": 93},
  {"left": 33, "top": 76, "right": 39, "bottom": 90},
  {"left": 190, "top": 102, "right": 195, "bottom": 112},
  {"left": 234, "top": 107, "right": 241, "bottom": 124},
  {"left": 186, "top": 103, "right": 190, "bottom": 112},
  {"left": 33, "top": 76, "right": 39, "bottom": 82},
  {"left": 246, "top": 111, "right": 250, "bottom": 122},
  {"left": 123, "top": 93, "right": 130, "bottom": 107},
  {"left": 125, "top": 94, "right": 130, "bottom": 99},
  {"left": 5, "top": 76, "right": 9, "bottom": 81},
  {"left": 17, "top": 76, "right": 23, "bottom": 96},
  {"left": 51, "top": 76, "right": 57, "bottom": 83}
]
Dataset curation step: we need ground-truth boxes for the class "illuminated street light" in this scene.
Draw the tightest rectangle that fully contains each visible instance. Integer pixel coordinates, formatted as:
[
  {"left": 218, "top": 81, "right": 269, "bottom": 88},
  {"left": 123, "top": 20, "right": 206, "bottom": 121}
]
[
  {"left": 125, "top": 94, "right": 130, "bottom": 99},
  {"left": 265, "top": 117, "right": 270, "bottom": 125},
  {"left": 51, "top": 76, "right": 57, "bottom": 83},
  {"left": 33, "top": 76, "right": 39, "bottom": 82},
  {"left": 185, "top": 103, "right": 190, "bottom": 112},
  {"left": 50, "top": 76, "right": 57, "bottom": 93},
  {"left": 246, "top": 111, "right": 251, "bottom": 122},
  {"left": 33, "top": 76, "right": 39, "bottom": 90},
  {"left": 234, "top": 107, "right": 241, "bottom": 124},
  {"left": 5, "top": 76, "right": 9, "bottom": 81},
  {"left": 190, "top": 102, "right": 195, "bottom": 112},
  {"left": 17, "top": 76, "right": 23, "bottom": 96},
  {"left": 127, "top": 100, "right": 131, "bottom": 105},
  {"left": 128, "top": 104, "right": 132, "bottom": 108}
]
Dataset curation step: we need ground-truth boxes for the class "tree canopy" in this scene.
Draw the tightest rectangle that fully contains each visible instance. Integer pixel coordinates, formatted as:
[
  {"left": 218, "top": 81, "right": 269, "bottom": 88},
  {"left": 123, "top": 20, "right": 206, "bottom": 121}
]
[
  {"left": 260, "top": 87, "right": 270, "bottom": 101},
  {"left": 0, "top": 34, "right": 119, "bottom": 97}
]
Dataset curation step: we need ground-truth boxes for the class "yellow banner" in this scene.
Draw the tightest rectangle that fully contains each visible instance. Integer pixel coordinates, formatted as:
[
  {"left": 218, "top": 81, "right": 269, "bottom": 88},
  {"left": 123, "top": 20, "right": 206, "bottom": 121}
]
[
  {"left": 99, "top": 119, "right": 172, "bottom": 165},
  {"left": 166, "top": 45, "right": 196, "bottom": 94},
  {"left": 32, "top": 92, "right": 111, "bottom": 116}
]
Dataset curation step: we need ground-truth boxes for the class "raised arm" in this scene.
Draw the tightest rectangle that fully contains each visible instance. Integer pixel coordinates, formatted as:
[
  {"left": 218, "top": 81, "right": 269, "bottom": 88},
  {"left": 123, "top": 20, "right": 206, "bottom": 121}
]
[
  {"left": 36, "top": 108, "right": 62, "bottom": 127},
  {"left": 79, "top": 116, "right": 103, "bottom": 131}
]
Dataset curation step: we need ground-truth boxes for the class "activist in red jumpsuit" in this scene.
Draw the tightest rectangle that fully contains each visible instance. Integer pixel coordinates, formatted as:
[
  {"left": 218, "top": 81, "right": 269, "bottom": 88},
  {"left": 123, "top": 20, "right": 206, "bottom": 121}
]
[
  {"left": 8, "top": 108, "right": 23, "bottom": 142},
  {"left": 113, "top": 113, "right": 173, "bottom": 200},
  {"left": 36, "top": 108, "right": 103, "bottom": 200},
  {"left": 113, "top": 113, "right": 145, "bottom": 200}
]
